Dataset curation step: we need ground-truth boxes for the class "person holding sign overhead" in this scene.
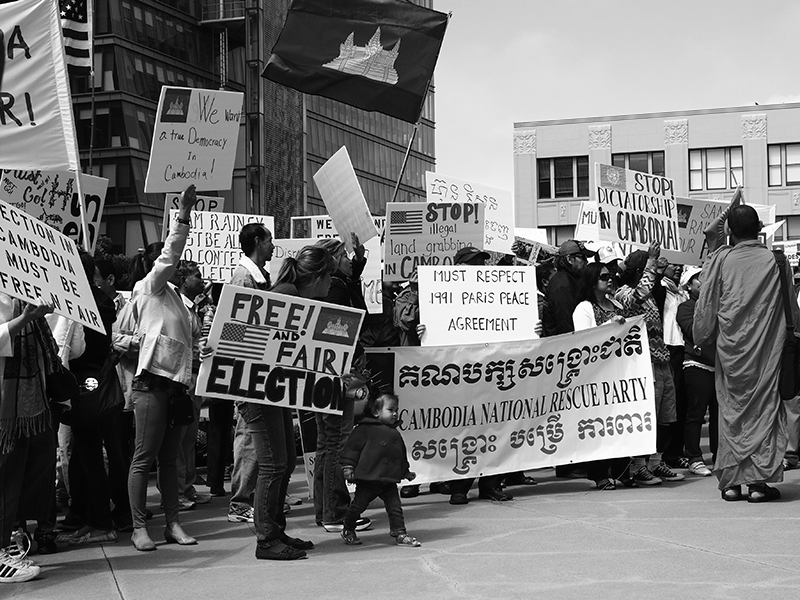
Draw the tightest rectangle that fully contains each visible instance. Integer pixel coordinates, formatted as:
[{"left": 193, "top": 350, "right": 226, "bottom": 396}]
[{"left": 116, "top": 185, "right": 200, "bottom": 552}]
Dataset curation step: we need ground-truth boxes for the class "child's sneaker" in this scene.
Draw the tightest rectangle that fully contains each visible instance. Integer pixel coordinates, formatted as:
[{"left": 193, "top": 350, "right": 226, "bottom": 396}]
[
  {"left": 0, "top": 549, "right": 40, "bottom": 583},
  {"left": 395, "top": 534, "right": 421, "bottom": 547},
  {"left": 341, "top": 529, "right": 361, "bottom": 545}
]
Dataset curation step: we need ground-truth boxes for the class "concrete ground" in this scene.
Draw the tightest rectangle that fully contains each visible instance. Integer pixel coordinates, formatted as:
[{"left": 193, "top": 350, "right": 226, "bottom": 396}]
[{"left": 9, "top": 461, "right": 800, "bottom": 600}]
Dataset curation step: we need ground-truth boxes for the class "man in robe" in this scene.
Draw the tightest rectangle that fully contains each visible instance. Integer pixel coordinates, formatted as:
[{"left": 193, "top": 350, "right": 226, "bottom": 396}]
[{"left": 694, "top": 205, "right": 799, "bottom": 502}]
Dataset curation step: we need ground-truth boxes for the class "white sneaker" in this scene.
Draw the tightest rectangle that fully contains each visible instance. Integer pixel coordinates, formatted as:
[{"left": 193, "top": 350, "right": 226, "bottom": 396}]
[
  {"left": 0, "top": 550, "right": 40, "bottom": 583},
  {"left": 688, "top": 461, "right": 712, "bottom": 477}
]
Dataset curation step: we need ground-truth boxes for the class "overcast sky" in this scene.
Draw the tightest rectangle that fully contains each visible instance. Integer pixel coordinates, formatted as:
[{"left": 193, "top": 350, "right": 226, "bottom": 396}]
[{"left": 431, "top": 0, "right": 800, "bottom": 192}]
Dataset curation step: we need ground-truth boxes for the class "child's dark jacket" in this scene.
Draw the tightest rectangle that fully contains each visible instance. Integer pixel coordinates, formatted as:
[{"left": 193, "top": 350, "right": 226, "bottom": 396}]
[{"left": 340, "top": 417, "right": 410, "bottom": 483}]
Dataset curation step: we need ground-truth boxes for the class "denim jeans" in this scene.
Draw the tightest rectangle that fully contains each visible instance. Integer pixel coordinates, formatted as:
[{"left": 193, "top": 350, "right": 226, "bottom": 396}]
[
  {"left": 313, "top": 400, "right": 354, "bottom": 524},
  {"left": 229, "top": 410, "right": 258, "bottom": 510},
  {"left": 343, "top": 482, "right": 405, "bottom": 534},
  {"left": 177, "top": 392, "right": 202, "bottom": 497},
  {"left": 683, "top": 366, "right": 718, "bottom": 463},
  {"left": 128, "top": 389, "right": 183, "bottom": 528},
  {"left": 238, "top": 402, "right": 295, "bottom": 543}
]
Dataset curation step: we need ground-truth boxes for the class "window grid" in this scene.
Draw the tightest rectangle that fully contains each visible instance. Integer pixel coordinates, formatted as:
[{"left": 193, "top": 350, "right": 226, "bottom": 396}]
[{"left": 688, "top": 147, "right": 743, "bottom": 191}]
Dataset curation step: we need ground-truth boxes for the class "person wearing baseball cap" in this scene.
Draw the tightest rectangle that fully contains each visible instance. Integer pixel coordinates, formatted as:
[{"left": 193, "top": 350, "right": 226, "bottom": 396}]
[
  {"left": 453, "top": 246, "right": 490, "bottom": 265},
  {"left": 543, "top": 240, "right": 597, "bottom": 337}
]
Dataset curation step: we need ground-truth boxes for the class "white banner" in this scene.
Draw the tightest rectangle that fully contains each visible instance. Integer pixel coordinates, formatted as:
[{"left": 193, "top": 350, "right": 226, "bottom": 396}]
[
  {"left": 594, "top": 164, "right": 680, "bottom": 252},
  {"left": 145, "top": 87, "right": 243, "bottom": 193},
  {"left": 0, "top": 0, "right": 79, "bottom": 172},
  {"left": 197, "top": 285, "right": 365, "bottom": 414},
  {"left": 365, "top": 317, "right": 655, "bottom": 483},
  {"left": 0, "top": 170, "right": 108, "bottom": 253},
  {"left": 0, "top": 197, "right": 103, "bottom": 333},
  {"left": 176, "top": 210, "right": 274, "bottom": 283},
  {"left": 161, "top": 193, "right": 224, "bottom": 239},
  {"left": 384, "top": 202, "right": 485, "bottom": 282},
  {"left": 575, "top": 200, "right": 599, "bottom": 242},
  {"left": 425, "top": 171, "right": 515, "bottom": 254},
  {"left": 312, "top": 146, "right": 379, "bottom": 252},
  {"left": 418, "top": 265, "right": 538, "bottom": 346}
]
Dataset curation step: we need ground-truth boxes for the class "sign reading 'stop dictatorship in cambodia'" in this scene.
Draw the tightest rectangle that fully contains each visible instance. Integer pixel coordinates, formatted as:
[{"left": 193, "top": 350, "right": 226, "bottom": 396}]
[{"left": 594, "top": 164, "right": 680, "bottom": 252}]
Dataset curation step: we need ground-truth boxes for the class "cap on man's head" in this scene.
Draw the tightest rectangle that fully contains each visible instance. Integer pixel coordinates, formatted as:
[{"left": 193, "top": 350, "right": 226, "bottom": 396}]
[
  {"left": 596, "top": 245, "right": 624, "bottom": 264},
  {"left": 680, "top": 266, "right": 702, "bottom": 288},
  {"left": 624, "top": 250, "right": 650, "bottom": 271},
  {"left": 454, "top": 246, "right": 490, "bottom": 265},
  {"left": 558, "top": 239, "right": 596, "bottom": 258}
]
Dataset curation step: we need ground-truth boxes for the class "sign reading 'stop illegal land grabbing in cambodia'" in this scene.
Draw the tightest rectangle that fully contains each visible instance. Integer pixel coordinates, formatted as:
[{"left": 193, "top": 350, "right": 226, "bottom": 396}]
[
  {"left": 145, "top": 87, "right": 243, "bottom": 193},
  {"left": 594, "top": 164, "right": 680, "bottom": 252}
]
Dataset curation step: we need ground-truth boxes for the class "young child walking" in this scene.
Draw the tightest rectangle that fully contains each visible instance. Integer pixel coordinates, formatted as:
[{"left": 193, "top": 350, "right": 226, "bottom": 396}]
[{"left": 339, "top": 392, "right": 421, "bottom": 547}]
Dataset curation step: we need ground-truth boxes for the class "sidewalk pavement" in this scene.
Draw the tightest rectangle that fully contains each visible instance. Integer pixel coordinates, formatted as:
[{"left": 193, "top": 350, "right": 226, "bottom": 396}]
[{"left": 11, "top": 465, "right": 800, "bottom": 600}]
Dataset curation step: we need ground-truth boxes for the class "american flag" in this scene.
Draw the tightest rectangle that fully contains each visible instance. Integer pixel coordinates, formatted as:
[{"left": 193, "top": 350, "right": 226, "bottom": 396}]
[
  {"left": 216, "top": 322, "right": 271, "bottom": 361},
  {"left": 389, "top": 209, "right": 423, "bottom": 235},
  {"left": 60, "top": 0, "right": 92, "bottom": 72}
]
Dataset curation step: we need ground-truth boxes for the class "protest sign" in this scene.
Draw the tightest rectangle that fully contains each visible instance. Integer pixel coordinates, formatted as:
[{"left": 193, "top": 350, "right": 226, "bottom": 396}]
[
  {"left": 0, "top": 0, "right": 80, "bottom": 172},
  {"left": 291, "top": 215, "right": 385, "bottom": 314},
  {"left": 594, "top": 164, "right": 680, "bottom": 252},
  {"left": 511, "top": 237, "right": 541, "bottom": 265},
  {"left": 196, "top": 285, "right": 365, "bottom": 414},
  {"left": 364, "top": 317, "right": 654, "bottom": 483},
  {"left": 144, "top": 87, "right": 243, "bottom": 193},
  {"left": 312, "top": 147, "right": 379, "bottom": 252},
  {"left": 384, "top": 202, "right": 485, "bottom": 282},
  {"left": 774, "top": 241, "right": 799, "bottom": 267},
  {"left": 0, "top": 197, "right": 103, "bottom": 333},
  {"left": 161, "top": 193, "right": 224, "bottom": 239},
  {"left": 176, "top": 210, "right": 274, "bottom": 283},
  {"left": 268, "top": 238, "right": 315, "bottom": 282},
  {"left": 515, "top": 227, "right": 549, "bottom": 244},
  {"left": 659, "top": 196, "right": 727, "bottom": 265},
  {"left": 418, "top": 265, "right": 538, "bottom": 346},
  {"left": 425, "top": 171, "right": 515, "bottom": 254},
  {"left": 0, "top": 170, "right": 108, "bottom": 253},
  {"left": 575, "top": 200, "right": 599, "bottom": 242}
]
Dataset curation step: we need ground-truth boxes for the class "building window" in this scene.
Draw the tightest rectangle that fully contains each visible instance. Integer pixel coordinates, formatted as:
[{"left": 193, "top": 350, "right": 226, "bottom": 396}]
[
  {"left": 769, "top": 144, "right": 800, "bottom": 187},
  {"left": 688, "top": 147, "right": 743, "bottom": 191},
  {"left": 610, "top": 151, "right": 665, "bottom": 176},
  {"left": 768, "top": 145, "right": 782, "bottom": 186},
  {"left": 537, "top": 156, "right": 589, "bottom": 199}
]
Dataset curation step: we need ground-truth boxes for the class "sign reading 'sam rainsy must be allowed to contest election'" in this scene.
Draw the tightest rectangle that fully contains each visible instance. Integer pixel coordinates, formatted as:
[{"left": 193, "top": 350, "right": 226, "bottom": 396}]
[{"left": 196, "top": 285, "right": 365, "bottom": 415}]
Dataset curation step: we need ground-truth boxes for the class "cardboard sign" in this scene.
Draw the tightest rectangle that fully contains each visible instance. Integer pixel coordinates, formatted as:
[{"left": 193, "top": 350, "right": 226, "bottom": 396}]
[
  {"left": 0, "top": 0, "right": 80, "bottom": 172},
  {"left": 364, "top": 317, "right": 655, "bottom": 484},
  {"left": 593, "top": 164, "right": 680, "bottom": 252},
  {"left": 144, "top": 87, "right": 243, "bottom": 193},
  {"left": 425, "top": 172, "right": 515, "bottom": 254},
  {"left": 418, "top": 266, "right": 539, "bottom": 346},
  {"left": 0, "top": 197, "right": 103, "bottom": 333},
  {"left": 176, "top": 210, "right": 274, "bottom": 283},
  {"left": 196, "top": 285, "right": 366, "bottom": 414},
  {"left": 312, "top": 147, "right": 379, "bottom": 252},
  {"left": 575, "top": 200, "right": 599, "bottom": 242},
  {"left": 0, "top": 170, "right": 108, "bottom": 253},
  {"left": 383, "top": 202, "right": 485, "bottom": 282},
  {"left": 161, "top": 193, "right": 224, "bottom": 239}
]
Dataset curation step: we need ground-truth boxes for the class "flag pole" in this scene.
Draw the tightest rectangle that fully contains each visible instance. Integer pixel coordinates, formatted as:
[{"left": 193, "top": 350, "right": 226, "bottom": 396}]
[{"left": 391, "top": 123, "right": 418, "bottom": 203}]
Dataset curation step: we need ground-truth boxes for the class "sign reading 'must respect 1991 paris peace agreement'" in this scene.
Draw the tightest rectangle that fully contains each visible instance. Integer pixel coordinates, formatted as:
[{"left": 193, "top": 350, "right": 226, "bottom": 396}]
[
  {"left": 365, "top": 317, "right": 654, "bottom": 484},
  {"left": 594, "top": 164, "right": 680, "bottom": 252},
  {"left": 383, "top": 202, "right": 485, "bottom": 282},
  {"left": 0, "top": 197, "right": 104, "bottom": 333},
  {"left": 417, "top": 266, "right": 539, "bottom": 346},
  {"left": 145, "top": 87, "right": 243, "bottom": 193},
  {"left": 196, "top": 285, "right": 365, "bottom": 415}
]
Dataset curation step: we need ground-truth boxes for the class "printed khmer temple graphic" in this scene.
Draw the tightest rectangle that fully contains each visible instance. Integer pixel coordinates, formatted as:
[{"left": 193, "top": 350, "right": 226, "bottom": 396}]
[
  {"left": 323, "top": 28, "right": 400, "bottom": 85},
  {"left": 321, "top": 317, "right": 350, "bottom": 338}
]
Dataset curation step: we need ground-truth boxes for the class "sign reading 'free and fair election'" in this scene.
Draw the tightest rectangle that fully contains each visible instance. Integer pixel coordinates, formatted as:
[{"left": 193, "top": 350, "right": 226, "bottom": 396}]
[
  {"left": 365, "top": 317, "right": 655, "bottom": 484},
  {"left": 144, "top": 87, "right": 243, "bottom": 193},
  {"left": 0, "top": 197, "right": 103, "bottom": 333},
  {"left": 594, "top": 164, "right": 680, "bottom": 252},
  {"left": 196, "top": 286, "right": 365, "bottom": 415}
]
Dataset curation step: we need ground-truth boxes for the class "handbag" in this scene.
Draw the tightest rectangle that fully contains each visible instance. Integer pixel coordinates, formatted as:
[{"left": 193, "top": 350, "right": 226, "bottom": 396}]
[
  {"left": 46, "top": 363, "right": 80, "bottom": 406},
  {"left": 59, "top": 354, "right": 124, "bottom": 426},
  {"left": 773, "top": 251, "right": 800, "bottom": 400}
]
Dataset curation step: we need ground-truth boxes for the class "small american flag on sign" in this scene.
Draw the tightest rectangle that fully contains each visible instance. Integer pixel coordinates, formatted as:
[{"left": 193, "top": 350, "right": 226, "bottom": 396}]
[
  {"left": 60, "top": 0, "right": 92, "bottom": 72},
  {"left": 217, "top": 322, "right": 271, "bottom": 361},
  {"left": 389, "top": 209, "right": 423, "bottom": 235}
]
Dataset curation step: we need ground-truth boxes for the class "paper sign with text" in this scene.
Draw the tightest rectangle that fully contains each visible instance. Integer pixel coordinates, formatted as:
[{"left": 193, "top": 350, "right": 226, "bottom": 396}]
[
  {"left": 425, "top": 172, "right": 514, "bottom": 254},
  {"left": 575, "top": 200, "right": 599, "bottom": 242},
  {"left": 145, "top": 87, "right": 243, "bottom": 193},
  {"left": 418, "top": 266, "right": 539, "bottom": 346},
  {"left": 312, "top": 147, "right": 379, "bottom": 252},
  {"left": 196, "top": 285, "right": 366, "bottom": 414},
  {"left": 593, "top": 164, "right": 680, "bottom": 252},
  {"left": 364, "top": 317, "right": 654, "bottom": 484},
  {"left": 268, "top": 238, "right": 316, "bottom": 282},
  {"left": 0, "top": 170, "right": 108, "bottom": 253},
  {"left": 161, "top": 194, "right": 224, "bottom": 239},
  {"left": 176, "top": 211, "right": 274, "bottom": 283},
  {"left": 0, "top": 198, "right": 103, "bottom": 333},
  {"left": 384, "top": 202, "right": 485, "bottom": 282}
]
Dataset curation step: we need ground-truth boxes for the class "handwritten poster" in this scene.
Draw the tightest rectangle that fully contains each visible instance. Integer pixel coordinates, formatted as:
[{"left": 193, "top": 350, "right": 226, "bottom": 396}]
[
  {"left": 384, "top": 202, "right": 485, "bottom": 282},
  {"left": 418, "top": 266, "right": 539, "bottom": 346},
  {"left": 425, "top": 171, "right": 515, "bottom": 254},
  {"left": 161, "top": 193, "right": 224, "bottom": 239},
  {"left": 175, "top": 210, "right": 274, "bottom": 283},
  {"left": 196, "top": 285, "right": 366, "bottom": 414},
  {"left": 594, "top": 164, "right": 680, "bottom": 252},
  {"left": 144, "top": 87, "right": 243, "bottom": 193},
  {"left": 575, "top": 200, "right": 599, "bottom": 242},
  {"left": 268, "top": 238, "right": 316, "bottom": 282}
]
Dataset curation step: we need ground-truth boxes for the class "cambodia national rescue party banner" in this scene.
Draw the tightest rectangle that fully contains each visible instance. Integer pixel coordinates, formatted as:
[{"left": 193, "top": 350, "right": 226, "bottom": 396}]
[
  {"left": 196, "top": 285, "right": 365, "bottom": 415},
  {"left": 365, "top": 317, "right": 655, "bottom": 484}
]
